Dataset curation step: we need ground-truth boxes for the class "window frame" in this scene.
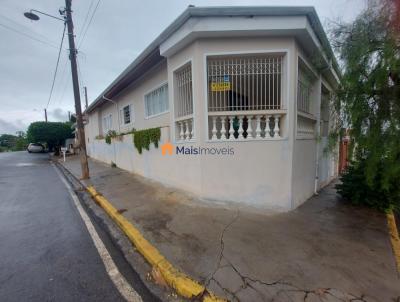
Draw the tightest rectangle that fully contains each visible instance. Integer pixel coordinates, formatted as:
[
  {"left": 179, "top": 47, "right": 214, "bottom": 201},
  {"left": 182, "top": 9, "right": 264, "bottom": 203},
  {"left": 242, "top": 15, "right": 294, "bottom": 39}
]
[
  {"left": 120, "top": 104, "right": 133, "bottom": 125},
  {"left": 143, "top": 82, "right": 169, "bottom": 119},
  {"left": 203, "top": 50, "right": 289, "bottom": 143},
  {"left": 102, "top": 113, "right": 112, "bottom": 134},
  {"left": 172, "top": 59, "right": 196, "bottom": 143}
]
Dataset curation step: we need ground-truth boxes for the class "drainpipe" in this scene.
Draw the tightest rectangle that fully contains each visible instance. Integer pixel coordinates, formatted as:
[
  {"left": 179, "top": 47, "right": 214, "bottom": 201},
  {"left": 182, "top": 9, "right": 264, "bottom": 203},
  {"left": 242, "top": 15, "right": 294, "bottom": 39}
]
[
  {"left": 102, "top": 95, "right": 121, "bottom": 133},
  {"left": 314, "top": 78, "right": 322, "bottom": 195},
  {"left": 314, "top": 133, "right": 320, "bottom": 195}
]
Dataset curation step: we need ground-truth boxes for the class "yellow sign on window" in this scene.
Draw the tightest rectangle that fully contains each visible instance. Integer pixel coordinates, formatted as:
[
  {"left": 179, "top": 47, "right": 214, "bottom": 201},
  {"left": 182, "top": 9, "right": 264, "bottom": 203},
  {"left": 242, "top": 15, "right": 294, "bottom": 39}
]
[{"left": 211, "top": 82, "right": 231, "bottom": 92}]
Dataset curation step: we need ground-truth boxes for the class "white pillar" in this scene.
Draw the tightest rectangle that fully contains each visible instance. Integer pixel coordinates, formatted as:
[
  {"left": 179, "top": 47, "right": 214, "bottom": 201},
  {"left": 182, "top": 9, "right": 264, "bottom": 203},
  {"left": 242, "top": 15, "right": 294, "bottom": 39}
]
[
  {"left": 190, "top": 118, "right": 194, "bottom": 139},
  {"left": 185, "top": 120, "right": 190, "bottom": 141},
  {"left": 247, "top": 115, "right": 253, "bottom": 139},
  {"left": 228, "top": 116, "right": 235, "bottom": 140},
  {"left": 238, "top": 116, "right": 244, "bottom": 139},
  {"left": 211, "top": 116, "right": 217, "bottom": 140},
  {"left": 274, "top": 115, "right": 280, "bottom": 138},
  {"left": 265, "top": 115, "right": 272, "bottom": 138},
  {"left": 179, "top": 122, "right": 184, "bottom": 141},
  {"left": 220, "top": 116, "right": 227, "bottom": 140},
  {"left": 255, "top": 115, "right": 262, "bottom": 139}
]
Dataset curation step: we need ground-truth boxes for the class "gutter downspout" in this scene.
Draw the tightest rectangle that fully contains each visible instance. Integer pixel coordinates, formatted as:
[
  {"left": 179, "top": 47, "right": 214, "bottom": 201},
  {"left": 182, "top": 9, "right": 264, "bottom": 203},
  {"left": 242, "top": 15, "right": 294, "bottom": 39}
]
[{"left": 314, "top": 77, "right": 322, "bottom": 195}]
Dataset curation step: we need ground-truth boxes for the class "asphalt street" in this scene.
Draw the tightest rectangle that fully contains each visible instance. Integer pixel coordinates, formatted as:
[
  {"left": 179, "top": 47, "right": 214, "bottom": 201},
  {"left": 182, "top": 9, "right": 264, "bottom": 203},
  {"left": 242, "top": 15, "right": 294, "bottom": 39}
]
[{"left": 0, "top": 151, "right": 155, "bottom": 302}]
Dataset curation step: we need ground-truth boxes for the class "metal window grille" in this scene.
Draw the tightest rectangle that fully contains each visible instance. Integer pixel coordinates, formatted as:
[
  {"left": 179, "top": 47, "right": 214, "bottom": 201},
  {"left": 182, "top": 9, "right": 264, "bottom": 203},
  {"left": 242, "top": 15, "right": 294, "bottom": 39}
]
[
  {"left": 145, "top": 84, "right": 169, "bottom": 117},
  {"left": 207, "top": 55, "right": 283, "bottom": 112},
  {"left": 297, "top": 67, "right": 312, "bottom": 113},
  {"left": 122, "top": 105, "right": 131, "bottom": 124},
  {"left": 174, "top": 64, "right": 193, "bottom": 118}
]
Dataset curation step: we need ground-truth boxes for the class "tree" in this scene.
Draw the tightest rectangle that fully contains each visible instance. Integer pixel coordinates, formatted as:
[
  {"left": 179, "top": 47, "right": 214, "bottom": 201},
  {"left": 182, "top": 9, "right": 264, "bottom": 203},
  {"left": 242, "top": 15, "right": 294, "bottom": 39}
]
[
  {"left": 0, "top": 134, "right": 18, "bottom": 149},
  {"left": 0, "top": 133, "right": 27, "bottom": 151},
  {"left": 27, "top": 121, "right": 74, "bottom": 152},
  {"left": 332, "top": 0, "right": 400, "bottom": 211}
]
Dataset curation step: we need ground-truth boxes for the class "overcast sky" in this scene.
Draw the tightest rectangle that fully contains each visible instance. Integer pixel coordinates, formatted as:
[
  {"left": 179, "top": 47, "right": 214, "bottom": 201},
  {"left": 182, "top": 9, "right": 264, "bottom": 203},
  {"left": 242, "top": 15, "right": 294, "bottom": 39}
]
[{"left": 0, "top": 0, "right": 366, "bottom": 134}]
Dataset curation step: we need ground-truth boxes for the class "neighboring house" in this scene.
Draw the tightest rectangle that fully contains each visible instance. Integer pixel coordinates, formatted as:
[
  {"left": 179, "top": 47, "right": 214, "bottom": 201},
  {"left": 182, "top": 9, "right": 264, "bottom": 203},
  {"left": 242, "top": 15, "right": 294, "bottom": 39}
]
[{"left": 84, "top": 6, "right": 340, "bottom": 211}]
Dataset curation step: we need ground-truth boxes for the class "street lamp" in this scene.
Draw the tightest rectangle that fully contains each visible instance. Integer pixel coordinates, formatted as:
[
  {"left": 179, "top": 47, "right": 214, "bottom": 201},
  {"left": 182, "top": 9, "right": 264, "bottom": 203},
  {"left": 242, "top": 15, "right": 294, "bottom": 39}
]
[{"left": 24, "top": 0, "right": 90, "bottom": 179}]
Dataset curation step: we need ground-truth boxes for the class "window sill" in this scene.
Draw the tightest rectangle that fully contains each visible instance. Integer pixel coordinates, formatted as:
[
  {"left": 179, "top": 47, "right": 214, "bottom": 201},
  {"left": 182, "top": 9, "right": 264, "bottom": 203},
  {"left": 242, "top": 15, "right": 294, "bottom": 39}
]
[{"left": 144, "top": 111, "right": 169, "bottom": 120}]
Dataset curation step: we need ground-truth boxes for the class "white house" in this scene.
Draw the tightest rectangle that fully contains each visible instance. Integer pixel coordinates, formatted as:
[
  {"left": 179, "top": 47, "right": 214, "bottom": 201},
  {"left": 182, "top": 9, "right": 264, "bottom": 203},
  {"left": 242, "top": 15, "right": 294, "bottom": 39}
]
[{"left": 84, "top": 6, "right": 340, "bottom": 211}]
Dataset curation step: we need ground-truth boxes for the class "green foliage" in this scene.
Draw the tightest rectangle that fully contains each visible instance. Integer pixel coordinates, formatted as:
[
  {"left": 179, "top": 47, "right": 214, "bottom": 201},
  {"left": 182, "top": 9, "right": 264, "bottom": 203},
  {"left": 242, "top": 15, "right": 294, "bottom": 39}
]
[
  {"left": 95, "top": 135, "right": 104, "bottom": 140},
  {"left": 27, "top": 121, "right": 74, "bottom": 151},
  {"left": 331, "top": 1, "right": 400, "bottom": 210},
  {"left": 132, "top": 127, "right": 161, "bottom": 154},
  {"left": 336, "top": 159, "right": 400, "bottom": 212},
  {"left": 0, "top": 132, "right": 28, "bottom": 151},
  {"left": 105, "top": 130, "right": 117, "bottom": 144}
]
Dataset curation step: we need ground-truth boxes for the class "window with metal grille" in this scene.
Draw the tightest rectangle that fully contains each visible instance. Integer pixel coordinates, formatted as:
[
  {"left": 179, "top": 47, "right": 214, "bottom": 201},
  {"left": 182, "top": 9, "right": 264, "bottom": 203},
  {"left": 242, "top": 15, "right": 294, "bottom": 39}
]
[
  {"left": 174, "top": 63, "right": 193, "bottom": 118},
  {"left": 145, "top": 84, "right": 168, "bottom": 118},
  {"left": 207, "top": 55, "right": 283, "bottom": 112},
  {"left": 121, "top": 105, "right": 131, "bottom": 124},
  {"left": 297, "top": 66, "right": 313, "bottom": 113}
]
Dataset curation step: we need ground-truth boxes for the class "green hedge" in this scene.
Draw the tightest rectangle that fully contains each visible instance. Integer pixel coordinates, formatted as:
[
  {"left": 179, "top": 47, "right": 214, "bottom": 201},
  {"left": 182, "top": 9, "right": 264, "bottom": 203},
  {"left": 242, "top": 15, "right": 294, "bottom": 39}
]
[
  {"left": 132, "top": 127, "right": 161, "bottom": 154},
  {"left": 336, "top": 159, "right": 400, "bottom": 212}
]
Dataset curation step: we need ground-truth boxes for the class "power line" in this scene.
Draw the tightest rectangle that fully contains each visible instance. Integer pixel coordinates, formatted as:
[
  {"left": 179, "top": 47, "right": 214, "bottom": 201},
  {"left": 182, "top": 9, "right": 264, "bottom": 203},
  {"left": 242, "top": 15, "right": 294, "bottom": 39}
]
[
  {"left": 56, "top": 59, "right": 69, "bottom": 105},
  {"left": 0, "top": 22, "right": 58, "bottom": 48},
  {"left": 78, "top": 0, "right": 95, "bottom": 39},
  {"left": 0, "top": 13, "right": 55, "bottom": 44},
  {"left": 78, "top": 0, "right": 101, "bottom": 48},
  {"left": 46, "top": 22, "right": 67, "bottom": 109},
  {"left": 57, "top": 75, "right": 71, "bottom": 106}
]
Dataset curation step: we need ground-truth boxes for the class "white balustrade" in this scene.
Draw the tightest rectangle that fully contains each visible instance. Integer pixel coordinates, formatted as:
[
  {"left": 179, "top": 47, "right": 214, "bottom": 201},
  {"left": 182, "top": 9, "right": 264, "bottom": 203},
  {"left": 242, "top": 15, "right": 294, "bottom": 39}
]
[
  {"left": 208, "top": 111, "right": 285, "bottom": 141},
  {"left": 176, "top": 117, "right": 194, "bottom": 142},
  {"left": 297, "top": 115, "right": 315, "bottom": 137}
]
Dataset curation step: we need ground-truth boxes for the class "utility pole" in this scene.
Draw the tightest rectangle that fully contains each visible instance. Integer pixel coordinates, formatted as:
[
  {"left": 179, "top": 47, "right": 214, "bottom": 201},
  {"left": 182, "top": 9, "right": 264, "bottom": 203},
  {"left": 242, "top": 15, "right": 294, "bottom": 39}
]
[
  {"left": 65, "top": 0, "right": 89, "bottom": 179},
  {"left": 84, "top": 86, "right": 88, "bottom": 110},
  {"left": 44, "top": 108, "right": 48, "bottom": 122}
]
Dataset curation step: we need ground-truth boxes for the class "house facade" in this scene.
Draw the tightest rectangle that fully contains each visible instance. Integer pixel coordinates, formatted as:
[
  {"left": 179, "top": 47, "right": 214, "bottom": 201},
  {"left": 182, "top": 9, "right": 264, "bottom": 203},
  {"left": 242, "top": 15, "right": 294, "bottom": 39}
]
[{"left": 84, "top": 6, "right": 340, "bottom": 211}]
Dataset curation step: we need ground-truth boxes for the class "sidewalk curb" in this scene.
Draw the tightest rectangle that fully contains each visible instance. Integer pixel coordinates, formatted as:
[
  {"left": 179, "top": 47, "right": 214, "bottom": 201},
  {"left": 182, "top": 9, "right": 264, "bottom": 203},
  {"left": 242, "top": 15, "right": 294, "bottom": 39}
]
[
  {"left": 55, "top": 160, "right": 225, "bottom": 300},
  {"left": 86, "top": 186, "right": 226, "bottom": 301},
  {"left": 386, "top": 211, "right": 400, "bottom": 276}
]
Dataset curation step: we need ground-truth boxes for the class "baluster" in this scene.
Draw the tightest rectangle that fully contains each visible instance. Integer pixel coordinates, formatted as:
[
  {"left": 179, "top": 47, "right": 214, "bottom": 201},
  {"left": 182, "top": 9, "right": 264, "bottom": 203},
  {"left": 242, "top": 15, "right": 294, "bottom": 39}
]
[
  {"left": 265, "top": 115, "right": 272, "bottom": 138},
  {"left": 247, "top": 115, "right": 253, "bottom": 139},
  {"left": 238, "top": 116, "right": 244, "bottom": 139},
  {"left": 274, "top": 115, "right": 280, "bottom": 138},
  {"left": 185, "top": 120, "right": 190, "bottom": 141},
  {"left": 255, "top": 115, "right": 262, "bottom": 139},
  {"left": 190, "top": 119, "right": 194, "bottom": 139},
  {"left": 220, "top": 116, "right": 227, "bottom": 140},
  {"left": 179, "top": 122, "right": 184, "bottom": 141},
  {"left": 228, "top": 116, "right": 235, "bottom": 140},
  {"left": 211, "top": 116, "right": 217, "bottom": 140}
]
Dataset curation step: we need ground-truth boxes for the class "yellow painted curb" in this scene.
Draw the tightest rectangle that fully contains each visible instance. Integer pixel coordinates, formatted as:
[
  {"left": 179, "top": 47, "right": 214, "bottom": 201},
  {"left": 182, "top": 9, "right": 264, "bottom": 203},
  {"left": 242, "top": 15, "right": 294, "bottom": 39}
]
[
  {"left": 386, "top": 211, "right": 400, "bottom": 275},
  {"left": 86, "top": 186, "right": 226, "bottom": 301}
]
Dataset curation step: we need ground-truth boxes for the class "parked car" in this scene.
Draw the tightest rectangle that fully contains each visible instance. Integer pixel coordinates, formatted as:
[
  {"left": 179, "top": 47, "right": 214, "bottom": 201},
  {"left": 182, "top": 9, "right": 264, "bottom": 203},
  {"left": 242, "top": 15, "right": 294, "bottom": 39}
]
[{"left": 27, "top": 143, "right": 45, "bottom": 153}]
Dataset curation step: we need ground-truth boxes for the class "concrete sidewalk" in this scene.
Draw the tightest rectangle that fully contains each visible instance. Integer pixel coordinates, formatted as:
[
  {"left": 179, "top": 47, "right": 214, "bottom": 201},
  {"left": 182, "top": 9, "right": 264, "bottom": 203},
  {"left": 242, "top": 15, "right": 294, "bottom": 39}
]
[{"left": 61, "top": 156, "right": 399, "bottom": 302}]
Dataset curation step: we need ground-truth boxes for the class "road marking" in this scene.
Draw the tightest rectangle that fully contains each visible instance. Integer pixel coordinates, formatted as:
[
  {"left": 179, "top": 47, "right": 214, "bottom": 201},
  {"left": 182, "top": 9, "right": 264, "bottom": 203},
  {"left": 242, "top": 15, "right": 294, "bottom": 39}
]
[{"left": 53, "top": 164, "right": 142, "bottom": 302}]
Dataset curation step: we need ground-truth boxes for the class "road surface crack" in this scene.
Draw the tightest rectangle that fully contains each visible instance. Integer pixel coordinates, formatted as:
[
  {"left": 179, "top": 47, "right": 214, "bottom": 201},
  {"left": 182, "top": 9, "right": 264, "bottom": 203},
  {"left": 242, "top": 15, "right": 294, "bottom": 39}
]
[{"left": 203, "top": 210, "right": 369, "bottom": 302}]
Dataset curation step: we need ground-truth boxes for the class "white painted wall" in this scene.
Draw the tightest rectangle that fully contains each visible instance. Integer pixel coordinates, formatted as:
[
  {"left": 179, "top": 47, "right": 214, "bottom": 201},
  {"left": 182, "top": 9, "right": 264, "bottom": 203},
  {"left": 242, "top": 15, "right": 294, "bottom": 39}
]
[
  {"left": 85, "top": 62, "right": 170, "bottom": 143},
  {"left": 85, "top": 35, "right": 338, "bottom": 211}
]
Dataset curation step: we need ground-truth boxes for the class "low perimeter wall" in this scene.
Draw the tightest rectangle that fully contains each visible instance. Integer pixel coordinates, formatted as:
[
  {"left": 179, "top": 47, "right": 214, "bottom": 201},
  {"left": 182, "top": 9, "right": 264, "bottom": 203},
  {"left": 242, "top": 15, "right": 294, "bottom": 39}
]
[{"left": 87, "top": 127, "right": 294, "bottom": 211}]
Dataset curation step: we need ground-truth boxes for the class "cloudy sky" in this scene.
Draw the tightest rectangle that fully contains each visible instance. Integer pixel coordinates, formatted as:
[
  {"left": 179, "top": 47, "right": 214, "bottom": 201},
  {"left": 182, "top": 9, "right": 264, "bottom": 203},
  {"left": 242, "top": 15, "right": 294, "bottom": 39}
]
[{"left": 0, "top": 0, "right": 366, "bottom": 134}]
